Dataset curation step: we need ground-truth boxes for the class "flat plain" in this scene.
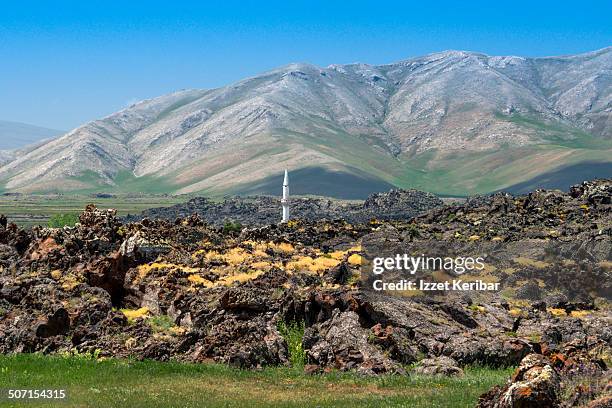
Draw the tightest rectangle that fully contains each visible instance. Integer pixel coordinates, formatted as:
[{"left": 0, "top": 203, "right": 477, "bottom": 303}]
[{"left": 0, "top": 194, "right": 192, "bottom": 227}]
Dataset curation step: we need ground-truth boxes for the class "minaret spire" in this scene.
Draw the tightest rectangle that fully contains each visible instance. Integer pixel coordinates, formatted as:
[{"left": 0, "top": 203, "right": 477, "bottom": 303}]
[{"left": 281, "top": 169, "right": 290, "bottom": 223}]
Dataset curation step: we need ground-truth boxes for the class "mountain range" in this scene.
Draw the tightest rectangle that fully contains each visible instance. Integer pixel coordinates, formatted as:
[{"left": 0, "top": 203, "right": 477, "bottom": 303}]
[
  {"left": 0, "top": 120, "right": 64, "bottom": 166},
  {"left": 0, "top": 47, "right": 610, "bottom": 198}
]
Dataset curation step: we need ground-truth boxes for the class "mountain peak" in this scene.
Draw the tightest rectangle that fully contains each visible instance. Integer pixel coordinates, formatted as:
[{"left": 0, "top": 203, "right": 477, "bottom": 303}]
[{"left": 0, "top": 48, "right": 609, "bottom": 196}]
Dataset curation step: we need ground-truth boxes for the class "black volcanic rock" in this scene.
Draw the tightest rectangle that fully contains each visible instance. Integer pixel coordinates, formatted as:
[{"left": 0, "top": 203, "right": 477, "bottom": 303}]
[
  {"left": 0, "top": 180, "right": 609, "bottom": 408},
  {"left": 123, "top": 189, "right": 444, "bottom": 227}
]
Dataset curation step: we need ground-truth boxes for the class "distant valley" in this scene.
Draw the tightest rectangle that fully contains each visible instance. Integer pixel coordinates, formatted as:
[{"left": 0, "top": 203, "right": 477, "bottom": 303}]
[{"left": 0, "top": 48, "right": 610, "bottom": 198}]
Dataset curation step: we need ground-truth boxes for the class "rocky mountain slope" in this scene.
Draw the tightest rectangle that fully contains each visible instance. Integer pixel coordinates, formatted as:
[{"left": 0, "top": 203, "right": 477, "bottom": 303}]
[
  {"left": 0, "top": 151, "right": 13, "bottom": 166},
  {"left": 0, "top": 48, "right": 610, "bottom": 196},
  {"left": 0, "top": 180, "right": 609, "bottom": 407}
]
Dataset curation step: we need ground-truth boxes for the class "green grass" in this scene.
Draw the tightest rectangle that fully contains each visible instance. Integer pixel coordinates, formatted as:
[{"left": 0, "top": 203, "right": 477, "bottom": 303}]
[
  {"left": 0, "top": 354, "right": 513, "bottom": 408},
  {"left": 277, "top": 321, "right": 306, "bottom": 367}
]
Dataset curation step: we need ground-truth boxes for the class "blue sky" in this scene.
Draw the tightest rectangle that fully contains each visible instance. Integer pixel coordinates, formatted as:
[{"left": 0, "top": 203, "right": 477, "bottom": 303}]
[{"left": 1, "top": 0, "right": 610, "bottom": 130}]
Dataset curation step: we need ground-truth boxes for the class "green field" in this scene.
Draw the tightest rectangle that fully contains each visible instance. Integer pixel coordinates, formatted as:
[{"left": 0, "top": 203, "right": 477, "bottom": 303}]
[
  {"left": 0, "top": 354, "right": 513, "bottom": 408},
  {"left": 0, "top": 194, "right": 191, "bottom": 227}
]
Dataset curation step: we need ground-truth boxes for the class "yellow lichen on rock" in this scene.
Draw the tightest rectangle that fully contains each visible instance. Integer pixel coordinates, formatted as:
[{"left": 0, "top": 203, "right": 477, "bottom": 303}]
[
  {"left": 60, "top": 273, "right": 84, "bottom": 291},
  {"left": 191, "top": 249, "right": 207, "bottom": 259},
  {"left": 286, "top": 256, "right": 315, "bottom": 271},
  {"left": 250, "top": 261, "right": 272, "bottom": 270},
  {"left": 286, "top": 255, "right": 341, "bottom": 273},
  {"left": 204, "top": 251, "right": 223, "bottom": 261},
  {"left": 329, "top": 251, "right": 345, "bottom": 260},
  {"left": 217, "top": 270, "right": 264, "bottom": 285},
  {"left": 476, "top": 263, "right": 497, "bottom": 274},
  {"left": 187, "top": 274, "right": 213, "bottom": 287},
  {"left": 548, "top": 308, "right": 567, "bottom": 317},
  {"left": 396, "top": 289, "right": 424, "bottom": 298},
  {"left": 431, "top": 270, "right": 454, "bottom": 282},
  {"left": 124, "top": 337, "right": 137, "bottom": 349},
  {"left": 286, "top": 219, "right": 300, "bottom": 228},
  {"left": 137, "top": 262, "right": 199, "bottom": 281},
  {"left": 222, "top": 247, "right": 251, "bottom": 265},
  {"left": 121, "top": 307, "right": 150, "bottom": 322},
  {"left": 348, "top": 253, "right": 362, "bottom": 266},
  {"left": 462, "top": 274, "right": 499, "bottom": 284},
  {"left": 252, "top": 249, "right": 269, "bottom": 258},
  {"left": 599, "top": 261, "right": 612, "bottom": 270},
  {"left": 509, "top": 308, "right": 527, "bottom": 317},
  {"left": 271, "top": 242, "right": 294, "bottom": 253},
  {"left": 569, "top": 310, "right": 591, "bottom": 319},
  {"left": 169, "top": 326, "right": 186, "bottom": 336},
  {"left": 204, "top": 245, "right": 271, "bottom": 266},
  {"left": 310, "top": 257, "right": 341, "bottom": 272}
]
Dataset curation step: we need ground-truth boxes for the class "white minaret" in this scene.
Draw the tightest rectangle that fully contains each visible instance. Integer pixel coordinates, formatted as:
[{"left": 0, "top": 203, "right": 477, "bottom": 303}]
[{"left": 281, "top": 169, "right": 290, "bottom": 223}]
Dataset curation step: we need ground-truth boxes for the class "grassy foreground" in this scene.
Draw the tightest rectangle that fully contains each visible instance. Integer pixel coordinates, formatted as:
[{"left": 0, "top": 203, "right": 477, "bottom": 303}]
[{"left": 0, "top": 354, "right": 512, "bottom": 408}]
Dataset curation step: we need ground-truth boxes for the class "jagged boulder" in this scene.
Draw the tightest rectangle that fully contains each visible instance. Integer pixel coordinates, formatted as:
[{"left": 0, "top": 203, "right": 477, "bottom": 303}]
[
  {"left": 305, "top": 310, "right": 402, "bottom": 374},
  {"left": 478, "top": 354, "right": 560, "bottom": 407},
  {"left": 478, "top": 347, "right": 611, "bottom": 408}
]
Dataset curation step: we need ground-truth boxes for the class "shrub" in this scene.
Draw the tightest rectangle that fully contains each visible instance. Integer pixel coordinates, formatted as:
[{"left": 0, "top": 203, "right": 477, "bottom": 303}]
[
  {"left": 406, "top": 223, "right": 420, "bottom": 239},
  {"left": 277, "top": 320, "right": 306, "bottom": 367},
  {"left": 149, "top": 315, "right": 175, "bottom": 333},
  {"left": 48, "top": 213, "right": 79, "bottom": 228},
  {"left": 222, "top": 220, "right": 243, "bottom": 234}
]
